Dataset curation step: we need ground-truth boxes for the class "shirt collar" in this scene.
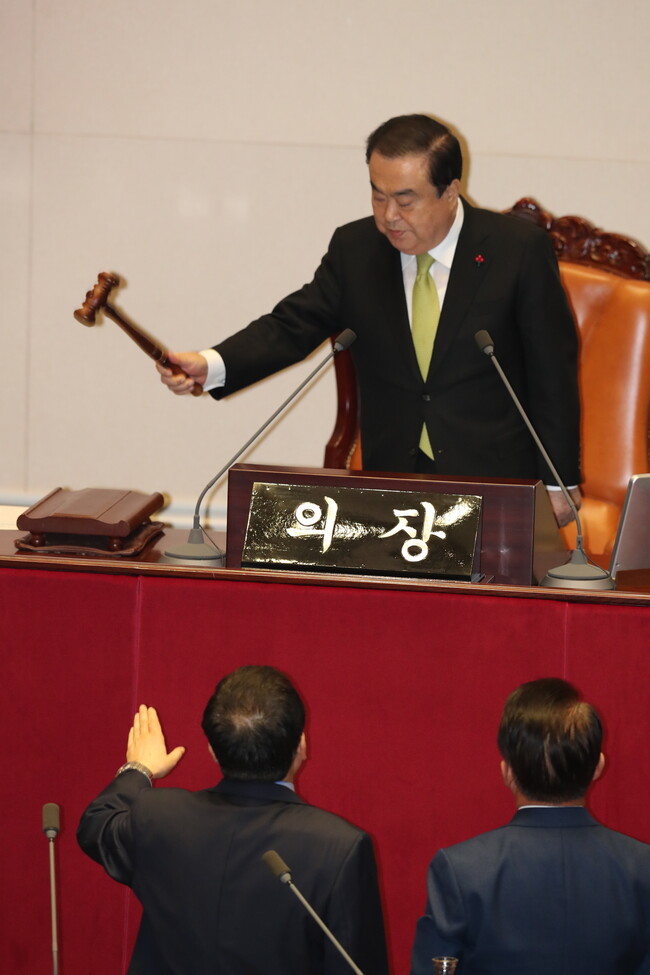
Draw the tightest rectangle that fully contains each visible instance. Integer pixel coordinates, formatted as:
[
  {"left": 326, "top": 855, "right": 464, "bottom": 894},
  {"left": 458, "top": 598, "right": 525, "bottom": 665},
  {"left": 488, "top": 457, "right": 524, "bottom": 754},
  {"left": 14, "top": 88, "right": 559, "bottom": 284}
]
[
  {"left": 400, "top": 197, "right": 464, "bottom": 273},
  {"left": 519, "top": 803, "right": 586, "bottom": 810}
]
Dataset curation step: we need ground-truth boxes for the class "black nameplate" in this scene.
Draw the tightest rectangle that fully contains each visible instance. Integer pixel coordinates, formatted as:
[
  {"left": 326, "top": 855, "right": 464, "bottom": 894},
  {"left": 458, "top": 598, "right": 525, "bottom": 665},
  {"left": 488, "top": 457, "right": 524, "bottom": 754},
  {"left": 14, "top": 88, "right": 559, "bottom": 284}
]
[{"left": 242, "top": 482, "right": 482, "bottom": 579}]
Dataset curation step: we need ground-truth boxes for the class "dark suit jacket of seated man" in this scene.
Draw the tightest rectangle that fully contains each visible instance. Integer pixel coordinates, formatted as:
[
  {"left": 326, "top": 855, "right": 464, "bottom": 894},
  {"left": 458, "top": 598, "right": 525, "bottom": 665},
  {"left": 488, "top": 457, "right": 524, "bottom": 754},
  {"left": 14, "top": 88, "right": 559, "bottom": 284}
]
[
  {"left": 77, "top": 665, "right": 389, "bottom": 975},
  {"left": 410, "top": 677, "right": 650, "bottom": 975},
  {"left": 156, "top": 114, "right": 581, "bottom": 527}
]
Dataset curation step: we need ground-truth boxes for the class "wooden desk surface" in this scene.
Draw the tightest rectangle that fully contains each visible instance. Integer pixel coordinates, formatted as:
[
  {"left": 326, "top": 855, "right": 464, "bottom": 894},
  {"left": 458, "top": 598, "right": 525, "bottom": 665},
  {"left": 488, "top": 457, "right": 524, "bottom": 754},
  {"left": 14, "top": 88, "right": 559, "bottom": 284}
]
[{"left": 1, "top": 528, "right": 649, "bottom": 606}]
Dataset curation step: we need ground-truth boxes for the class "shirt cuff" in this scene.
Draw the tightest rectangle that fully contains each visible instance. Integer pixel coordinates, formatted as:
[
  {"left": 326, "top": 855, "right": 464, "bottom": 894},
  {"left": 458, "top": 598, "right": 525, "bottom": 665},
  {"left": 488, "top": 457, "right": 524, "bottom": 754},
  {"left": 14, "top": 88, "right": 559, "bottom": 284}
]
[{"left": 201, "top": 348, "right": 226, "bottom": 391}]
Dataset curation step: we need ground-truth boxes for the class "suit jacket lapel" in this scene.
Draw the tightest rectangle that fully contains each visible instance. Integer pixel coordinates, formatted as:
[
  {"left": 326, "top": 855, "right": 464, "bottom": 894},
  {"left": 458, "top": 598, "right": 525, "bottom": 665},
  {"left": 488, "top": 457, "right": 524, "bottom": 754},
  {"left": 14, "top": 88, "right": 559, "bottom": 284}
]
[
  {"left": 371, "top": 231, "right": 418, "bottom": 377},
  {"left": 429, "top": 200, "right": 491, "bottom": 377}
]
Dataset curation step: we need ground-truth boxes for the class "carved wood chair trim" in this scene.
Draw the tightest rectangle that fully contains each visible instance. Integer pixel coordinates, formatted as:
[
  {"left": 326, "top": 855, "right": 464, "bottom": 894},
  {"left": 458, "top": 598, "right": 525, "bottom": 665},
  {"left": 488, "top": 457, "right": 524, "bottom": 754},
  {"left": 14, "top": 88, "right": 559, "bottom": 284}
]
[{"left": 507, "top": 198, "right": 650, "bottom": 281}]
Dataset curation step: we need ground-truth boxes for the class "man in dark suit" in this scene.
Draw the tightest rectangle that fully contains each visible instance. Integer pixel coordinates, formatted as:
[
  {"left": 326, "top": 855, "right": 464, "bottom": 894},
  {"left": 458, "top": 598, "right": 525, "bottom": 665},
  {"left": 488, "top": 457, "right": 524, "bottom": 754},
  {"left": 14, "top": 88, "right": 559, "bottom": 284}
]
[
  {"left": 410, "top": 677, "right": 650, "bottom": 975},
  {"left": 157, "top": 114, "right": 581, "bottom": 525},
  {"left": 77, "top": 665, "right": 389, "bottom": 975}
]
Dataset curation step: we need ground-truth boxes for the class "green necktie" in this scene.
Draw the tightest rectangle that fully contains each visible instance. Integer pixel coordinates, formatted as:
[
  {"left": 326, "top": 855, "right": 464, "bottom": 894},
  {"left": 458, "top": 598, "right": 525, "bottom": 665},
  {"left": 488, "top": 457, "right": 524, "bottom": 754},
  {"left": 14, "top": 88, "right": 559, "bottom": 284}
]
[{"left": 412, "top": 253, "right": 439, "bottom": 458}]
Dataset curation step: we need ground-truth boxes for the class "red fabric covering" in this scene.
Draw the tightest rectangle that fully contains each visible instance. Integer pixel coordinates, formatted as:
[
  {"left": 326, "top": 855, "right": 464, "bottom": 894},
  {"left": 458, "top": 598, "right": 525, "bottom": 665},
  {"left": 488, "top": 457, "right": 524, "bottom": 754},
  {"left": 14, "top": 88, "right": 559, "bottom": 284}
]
[{"left": 1, "top": 566, "right": 648, "bottom": 974}]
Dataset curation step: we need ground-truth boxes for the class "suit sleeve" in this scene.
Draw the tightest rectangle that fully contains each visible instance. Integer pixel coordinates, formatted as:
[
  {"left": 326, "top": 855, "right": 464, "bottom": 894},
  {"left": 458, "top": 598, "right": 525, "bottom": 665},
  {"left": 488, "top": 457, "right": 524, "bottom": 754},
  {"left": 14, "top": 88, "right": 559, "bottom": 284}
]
[
  {"left": 410, "top": 851, "right": 467, "bottom": 975},
  {"left": 211, "top": 229, "right": 345, "bottom": 398},
  {"left": 323, "top": 831, "right": 389, "bottom": 975},
  {"left": 76, "top": 770, "right": 152, "bottom": 886}
]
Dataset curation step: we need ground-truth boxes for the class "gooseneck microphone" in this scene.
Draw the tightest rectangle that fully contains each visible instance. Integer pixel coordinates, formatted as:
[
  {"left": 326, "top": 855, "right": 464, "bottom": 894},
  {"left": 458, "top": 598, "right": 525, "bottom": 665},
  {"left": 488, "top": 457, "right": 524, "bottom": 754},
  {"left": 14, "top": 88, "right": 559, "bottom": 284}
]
[
  {"left": 42, "top": 803, "right": 60, "bottom": 975},
  {"left": 474, "top": 330, "right": 614, "bottom": 590},
  {"left": 262, "top": 850, "right": 365, "bottom": 975},
  {"left": 162, "top": 330, "right": 357, "bottom": 566}
]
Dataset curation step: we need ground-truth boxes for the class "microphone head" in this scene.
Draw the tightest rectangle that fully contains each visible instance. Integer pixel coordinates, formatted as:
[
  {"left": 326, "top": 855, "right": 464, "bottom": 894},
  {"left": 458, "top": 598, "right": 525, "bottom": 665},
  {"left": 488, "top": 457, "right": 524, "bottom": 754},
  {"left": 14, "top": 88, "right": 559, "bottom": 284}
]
[
  {"left": 474, "top": 330, "right": 494, "bottom": 356},
  {"left": 42, "top": 802, "right": 60, "bottom": 838},
  {"left": 334, "top": 329, "right": 357, "bottom": 352},
  {"left": 262, "top": 849, "right": 292, "bottom": 884}
]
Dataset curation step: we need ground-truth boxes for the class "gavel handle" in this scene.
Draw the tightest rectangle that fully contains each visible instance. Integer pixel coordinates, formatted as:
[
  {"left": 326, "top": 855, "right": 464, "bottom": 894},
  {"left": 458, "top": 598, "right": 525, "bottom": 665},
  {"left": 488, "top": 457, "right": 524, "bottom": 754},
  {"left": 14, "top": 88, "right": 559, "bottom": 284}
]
[{"left": 103, "top": 303, "right": 204, "bottom": 397}]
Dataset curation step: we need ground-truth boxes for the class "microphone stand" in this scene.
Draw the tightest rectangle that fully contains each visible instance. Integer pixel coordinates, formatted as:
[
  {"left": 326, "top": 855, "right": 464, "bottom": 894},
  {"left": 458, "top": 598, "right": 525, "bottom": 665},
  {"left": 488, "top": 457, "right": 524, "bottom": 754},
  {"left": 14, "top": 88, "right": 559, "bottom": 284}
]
[
  {"left": 475, "top": 330, "right": 614, "bottom": 590},
  {"left": 42, "top": 803, "right": 60, "bottom": 975},
  {"left": 161, "top": 330, "right": 357, "bottom": 566},
  {"left": 262, "top": 850, "right": 365, "bottom": 975}
]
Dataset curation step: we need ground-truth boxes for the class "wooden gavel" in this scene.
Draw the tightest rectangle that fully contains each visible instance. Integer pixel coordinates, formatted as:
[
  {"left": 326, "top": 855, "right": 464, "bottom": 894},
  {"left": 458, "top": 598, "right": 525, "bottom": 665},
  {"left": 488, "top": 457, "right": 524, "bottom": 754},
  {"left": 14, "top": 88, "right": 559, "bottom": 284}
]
[{"left": 74, "top": 271, "right": 203, "bottom": 396}]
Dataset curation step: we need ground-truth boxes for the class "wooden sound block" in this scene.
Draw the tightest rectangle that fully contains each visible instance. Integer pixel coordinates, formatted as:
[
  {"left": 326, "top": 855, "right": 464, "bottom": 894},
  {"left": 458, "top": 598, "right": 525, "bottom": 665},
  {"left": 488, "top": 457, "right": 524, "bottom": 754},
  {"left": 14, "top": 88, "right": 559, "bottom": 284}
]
[{"left": 16, "top": 486, "right": 166, "bottom": 554}]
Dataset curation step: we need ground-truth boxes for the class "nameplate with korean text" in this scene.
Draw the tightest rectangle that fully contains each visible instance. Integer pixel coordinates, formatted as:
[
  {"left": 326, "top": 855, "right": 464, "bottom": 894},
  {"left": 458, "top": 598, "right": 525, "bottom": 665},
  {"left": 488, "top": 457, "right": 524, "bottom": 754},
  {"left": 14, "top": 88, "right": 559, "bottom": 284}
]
[{"left": 242, "top": 482, "right": 482, "bottom": 579}]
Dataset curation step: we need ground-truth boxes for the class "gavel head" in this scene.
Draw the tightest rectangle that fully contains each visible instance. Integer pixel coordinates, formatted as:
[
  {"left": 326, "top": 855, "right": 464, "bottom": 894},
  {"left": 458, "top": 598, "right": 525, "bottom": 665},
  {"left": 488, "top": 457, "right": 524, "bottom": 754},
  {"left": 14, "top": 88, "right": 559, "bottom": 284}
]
[{"left": 74, "top": 271, "right": 121, "bottom": 326}]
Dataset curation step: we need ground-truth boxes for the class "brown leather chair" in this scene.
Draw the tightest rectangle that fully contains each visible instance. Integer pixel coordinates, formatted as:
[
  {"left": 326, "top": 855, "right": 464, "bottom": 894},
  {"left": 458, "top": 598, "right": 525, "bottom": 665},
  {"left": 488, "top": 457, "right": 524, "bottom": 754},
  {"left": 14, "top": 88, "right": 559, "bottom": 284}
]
[{"left": 324, "top": 199, "right": 650, "bottom": 556}]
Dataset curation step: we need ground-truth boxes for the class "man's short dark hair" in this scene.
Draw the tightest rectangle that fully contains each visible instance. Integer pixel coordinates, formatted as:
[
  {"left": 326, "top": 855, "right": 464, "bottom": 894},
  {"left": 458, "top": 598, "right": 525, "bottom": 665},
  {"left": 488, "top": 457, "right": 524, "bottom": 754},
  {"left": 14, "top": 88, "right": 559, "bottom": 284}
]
[
  {"left": 365, "top": 114, "right": 463, "bottom": 196},
  {"left": 497, "top": 678, "right": 603, "bottom": 803},
  {"left": 201, "top": 665, "right": 305, "bottom": 781}
]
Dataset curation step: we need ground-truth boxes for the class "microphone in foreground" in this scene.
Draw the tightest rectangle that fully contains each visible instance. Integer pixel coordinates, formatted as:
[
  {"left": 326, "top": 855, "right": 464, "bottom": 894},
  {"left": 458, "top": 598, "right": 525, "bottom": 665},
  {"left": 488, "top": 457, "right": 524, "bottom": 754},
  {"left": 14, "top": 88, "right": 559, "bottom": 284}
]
[
  {"left": 262, "top": 849, "right": 365, "bottom": 975},
  {"left": 262, "top": 849, "right": 291, "bottom": 883},
  {"left": 161, "top": 330, "right": 357, "bottom": 566},
  {"left": 474, "top": 330, "right": 613, "bottom": 590},
  {"left": 42, "top": 803, "right": 61, "bottom": 975},
  {"left": 42, "top": 802, "right": 61, "bottom": 840}
]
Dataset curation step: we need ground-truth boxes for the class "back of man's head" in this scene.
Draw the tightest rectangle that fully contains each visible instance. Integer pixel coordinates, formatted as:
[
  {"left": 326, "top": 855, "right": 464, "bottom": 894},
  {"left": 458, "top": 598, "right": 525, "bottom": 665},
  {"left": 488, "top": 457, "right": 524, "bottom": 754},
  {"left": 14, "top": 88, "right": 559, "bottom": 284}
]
[
  {"left": 201, "top": 665, "right": 305, "bottom": 781},
  {"left": 497, "top": 678, "right": 603, "bottom": 803}
]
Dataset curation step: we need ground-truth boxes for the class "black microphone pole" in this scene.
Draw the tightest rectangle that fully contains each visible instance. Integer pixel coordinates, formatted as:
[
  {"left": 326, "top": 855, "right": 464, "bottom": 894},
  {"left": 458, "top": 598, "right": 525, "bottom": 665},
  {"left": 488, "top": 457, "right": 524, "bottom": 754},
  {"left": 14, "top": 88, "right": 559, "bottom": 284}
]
[
  {"left": 262, "top": 850, "right": 365, "bottom": 975},
  {"left": 42, "top": 803, "right": 60, "bottom": 975},
  {"left": 474, "top": 330, "right": 614, "bottom": 590},
  {"left": 162, "top": 330, "right": 357, "bottom": 566}
]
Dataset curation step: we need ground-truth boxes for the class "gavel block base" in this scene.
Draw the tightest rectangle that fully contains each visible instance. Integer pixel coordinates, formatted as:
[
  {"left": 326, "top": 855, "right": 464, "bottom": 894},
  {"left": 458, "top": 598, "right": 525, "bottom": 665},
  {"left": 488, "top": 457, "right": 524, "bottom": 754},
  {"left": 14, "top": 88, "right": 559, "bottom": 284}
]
[{"left": 15, "top": 486, "right": 166, "bottom": 556}]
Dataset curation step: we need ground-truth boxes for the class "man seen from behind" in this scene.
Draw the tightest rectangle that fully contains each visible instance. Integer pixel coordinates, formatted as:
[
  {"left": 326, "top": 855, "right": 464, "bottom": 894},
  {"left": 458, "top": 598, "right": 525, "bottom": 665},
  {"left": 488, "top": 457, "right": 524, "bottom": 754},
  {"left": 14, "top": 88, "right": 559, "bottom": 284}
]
[
  {"left": 410, "top": 677, "right": 650, "bottom": 974},
  {"left": 78, "top": 665, "right": 389, "bottom": 975}
]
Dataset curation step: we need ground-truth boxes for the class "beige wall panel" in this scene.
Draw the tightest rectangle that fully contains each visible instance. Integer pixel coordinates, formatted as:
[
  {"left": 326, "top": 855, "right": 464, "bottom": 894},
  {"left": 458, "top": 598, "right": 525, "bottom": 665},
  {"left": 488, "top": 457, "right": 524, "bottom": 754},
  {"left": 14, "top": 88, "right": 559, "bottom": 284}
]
[
  {"left": 32, "top": 2, "right": 648, "bottom": 164},
  {"left": 0, "top": 135, "right": 31, "bottom": 493},
  {"left": 469, "top": 155, "right": 650, "bottom": 246},
  {"left": 25, "top": 133, "right": 367, "bottom": 522},
  {"left": 0, "top": 1, "right": 32, "bottom": 131}
]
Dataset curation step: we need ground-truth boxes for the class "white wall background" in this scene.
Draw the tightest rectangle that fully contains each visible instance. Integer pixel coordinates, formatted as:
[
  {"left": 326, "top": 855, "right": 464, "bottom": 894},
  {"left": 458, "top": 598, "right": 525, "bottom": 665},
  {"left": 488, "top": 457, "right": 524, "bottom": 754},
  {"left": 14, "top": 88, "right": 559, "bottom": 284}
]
[{"left": 2, "top": 0, "right": 649, "bottom": 528}]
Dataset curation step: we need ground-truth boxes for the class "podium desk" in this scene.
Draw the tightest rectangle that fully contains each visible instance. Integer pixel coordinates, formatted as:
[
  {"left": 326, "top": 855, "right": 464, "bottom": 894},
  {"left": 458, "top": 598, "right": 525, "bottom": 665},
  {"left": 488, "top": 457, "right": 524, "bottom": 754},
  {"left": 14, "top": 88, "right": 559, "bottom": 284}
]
[{"left": 1, "top": 528, "right": 649, "bottom": 975}]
